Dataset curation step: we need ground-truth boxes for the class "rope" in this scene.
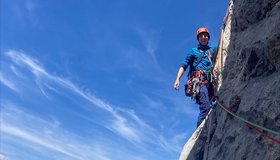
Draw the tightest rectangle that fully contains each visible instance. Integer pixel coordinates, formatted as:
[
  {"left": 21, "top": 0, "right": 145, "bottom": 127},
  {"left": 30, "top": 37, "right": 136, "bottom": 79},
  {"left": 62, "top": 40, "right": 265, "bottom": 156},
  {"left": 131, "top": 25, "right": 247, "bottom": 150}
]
[
  {"left": 211, "top": 0, "right": 280, "bottom": 144},
  {"left": 215, "top": 97, "right": 280, "bottom": 144},
  {"left": 245, "top": 122, "right": 280, "bottom": 145}
]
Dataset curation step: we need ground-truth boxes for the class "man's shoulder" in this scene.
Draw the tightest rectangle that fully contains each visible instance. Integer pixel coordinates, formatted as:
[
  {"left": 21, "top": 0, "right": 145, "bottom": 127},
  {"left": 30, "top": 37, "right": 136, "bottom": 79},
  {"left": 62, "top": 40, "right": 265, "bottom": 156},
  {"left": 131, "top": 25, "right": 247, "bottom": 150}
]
[{"left": 190, "top": 48, "right": 200, "bottom": 54}]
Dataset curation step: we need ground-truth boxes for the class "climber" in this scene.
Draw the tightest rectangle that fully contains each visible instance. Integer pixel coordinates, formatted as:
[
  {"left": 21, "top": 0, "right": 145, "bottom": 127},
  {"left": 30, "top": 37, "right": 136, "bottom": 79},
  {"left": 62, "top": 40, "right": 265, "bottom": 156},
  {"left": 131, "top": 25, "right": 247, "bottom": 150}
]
[{"left": 173, "top": 27, "right": 218, "bottom": 127}]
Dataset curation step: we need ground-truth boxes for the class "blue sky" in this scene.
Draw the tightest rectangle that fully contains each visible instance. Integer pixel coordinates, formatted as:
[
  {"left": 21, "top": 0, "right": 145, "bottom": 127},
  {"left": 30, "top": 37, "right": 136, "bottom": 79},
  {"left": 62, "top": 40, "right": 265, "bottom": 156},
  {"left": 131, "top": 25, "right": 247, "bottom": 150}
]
[{"left": 0, "top": 0, "right": 229, "bottom": 159}]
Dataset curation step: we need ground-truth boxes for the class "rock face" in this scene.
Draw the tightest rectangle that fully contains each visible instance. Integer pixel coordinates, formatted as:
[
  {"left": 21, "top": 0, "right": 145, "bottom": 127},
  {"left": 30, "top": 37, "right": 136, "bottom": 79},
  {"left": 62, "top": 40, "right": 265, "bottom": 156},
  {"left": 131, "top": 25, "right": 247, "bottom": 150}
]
[{"left": 180, "top": 0, "right": 280, "bottom": 160}]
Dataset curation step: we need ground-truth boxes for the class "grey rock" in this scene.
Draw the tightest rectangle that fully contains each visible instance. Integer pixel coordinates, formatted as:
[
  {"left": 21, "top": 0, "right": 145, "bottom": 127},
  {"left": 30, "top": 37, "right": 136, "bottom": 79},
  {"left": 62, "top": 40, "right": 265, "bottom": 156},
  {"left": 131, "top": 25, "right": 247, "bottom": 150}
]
[{"left": 180, "top": 0, "right": 280, "bottom": 160}]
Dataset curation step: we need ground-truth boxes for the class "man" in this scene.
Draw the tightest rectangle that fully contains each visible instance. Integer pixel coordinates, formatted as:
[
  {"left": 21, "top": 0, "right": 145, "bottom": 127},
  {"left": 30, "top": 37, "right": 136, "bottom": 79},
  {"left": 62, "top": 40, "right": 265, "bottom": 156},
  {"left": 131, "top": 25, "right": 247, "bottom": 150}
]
[{"left": 174, "top": 27, "right": 217, "bottom": 127}]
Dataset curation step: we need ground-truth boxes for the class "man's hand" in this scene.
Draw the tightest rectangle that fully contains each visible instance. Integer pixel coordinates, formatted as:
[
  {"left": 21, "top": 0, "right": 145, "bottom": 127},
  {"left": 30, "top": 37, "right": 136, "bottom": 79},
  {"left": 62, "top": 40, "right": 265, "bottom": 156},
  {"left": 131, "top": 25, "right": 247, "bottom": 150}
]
[{"left": 174, "top": 79, "right": 180, "bottom": 90}]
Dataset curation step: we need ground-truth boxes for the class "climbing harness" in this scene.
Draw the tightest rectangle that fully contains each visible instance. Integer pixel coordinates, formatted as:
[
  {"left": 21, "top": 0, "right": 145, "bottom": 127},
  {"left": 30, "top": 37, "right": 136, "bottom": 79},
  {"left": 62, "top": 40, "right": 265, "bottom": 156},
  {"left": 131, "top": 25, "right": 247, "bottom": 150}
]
[
  {"left": 215, "top": 97, "right": 280, "bottom": 144},
  {"left": 196, "top": 48, "right": 214, "bottom": 69},
  {"left": 185, "top": 70, "right": 214, "bottom": 100},
  {"left": 185, "top": 48, "right": 215, "bottom": 99}
]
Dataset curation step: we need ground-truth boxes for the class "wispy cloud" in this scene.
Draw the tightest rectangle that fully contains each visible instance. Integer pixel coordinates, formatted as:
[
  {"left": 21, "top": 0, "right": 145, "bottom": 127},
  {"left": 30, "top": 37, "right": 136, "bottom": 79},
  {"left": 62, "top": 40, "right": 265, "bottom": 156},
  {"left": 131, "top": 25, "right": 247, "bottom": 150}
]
[
  {"left": 10, "top": 65, "right": 27, "bottom": 79},
  {"left": 2, "top": 50, "right": 178, "bottom": 150},
  {"left": 157, "top": 135, "right": 178, "bottom": 152},
  {"left": 3, "top": 50, "right": 146, "bottom": 144},
  {"left": 10, "top": 0, "right": 39, "bottom": 26},
  {"left": 24, "top": 0, "right": 39, "bottom": 26},
  {"left": 5, "top": 50, "right": 49, "bottom": 77},
  {"left": 25, "top": 0, "right": 36, "bottom": 13},
  {"left": 0, "top": 154, "right": 8, "bottom": 160},
  {"left": 0, "top": 72, "right": 19, "bottom": 92},
  {"left": 1, "top": 49, "right": 187, "bottom": 160},
  {"left": 137, "top": 28, "right": 163, "bottom": 74},
  {"left": 107, "top": 116, "right": 141, "bottom": 143},
  {"left": 0, "top": 103, "right": 110, "bottom": 160},
  {"left": 2, "top": 125, "right": 88, "bottom": 160}
]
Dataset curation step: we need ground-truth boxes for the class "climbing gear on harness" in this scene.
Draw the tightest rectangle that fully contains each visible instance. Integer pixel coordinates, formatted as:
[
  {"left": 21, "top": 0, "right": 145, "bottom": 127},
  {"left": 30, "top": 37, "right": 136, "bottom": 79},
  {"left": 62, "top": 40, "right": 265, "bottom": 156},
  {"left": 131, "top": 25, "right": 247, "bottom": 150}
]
[
  {"left": 196, "top": 27, "right": 210, "bottom": 40},
  {"left": 185, "top": 70, "right": 213, "bottom": 100},
  {"left": 184, "top": 76, "right": 200, "bottom": 99},
  {"left": 186, "top": 47, "right": 215, "bottom": 99},
  {"left": 188, "top": 47, "right": 215, "bottom": 80},
  {"left": 215, "top": 96, "right": 280, "bottom": 144}
]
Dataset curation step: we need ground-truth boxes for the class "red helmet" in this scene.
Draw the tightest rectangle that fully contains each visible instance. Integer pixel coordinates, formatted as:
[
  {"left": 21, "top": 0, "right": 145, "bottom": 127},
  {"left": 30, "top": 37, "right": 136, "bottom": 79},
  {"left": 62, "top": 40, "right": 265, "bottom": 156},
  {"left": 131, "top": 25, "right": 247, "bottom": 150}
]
[{"left": 196, "top": 27, "right": 210, "bottom": 40}]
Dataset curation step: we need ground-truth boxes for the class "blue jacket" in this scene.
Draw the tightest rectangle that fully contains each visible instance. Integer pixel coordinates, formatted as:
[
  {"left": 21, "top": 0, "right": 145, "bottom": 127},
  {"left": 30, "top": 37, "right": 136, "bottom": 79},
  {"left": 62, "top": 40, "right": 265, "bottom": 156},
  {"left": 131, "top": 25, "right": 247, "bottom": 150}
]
[{"left": 181, "top": 44, "right": 218, "bottom": 73}]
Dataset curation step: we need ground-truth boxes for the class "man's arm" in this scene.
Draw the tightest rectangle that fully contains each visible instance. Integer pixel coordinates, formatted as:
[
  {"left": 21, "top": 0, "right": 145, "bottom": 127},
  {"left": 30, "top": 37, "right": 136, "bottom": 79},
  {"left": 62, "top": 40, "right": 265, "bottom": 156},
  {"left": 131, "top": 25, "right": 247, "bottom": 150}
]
[{"left": 173, "top": 67, "right": 185, "bottom": 90}]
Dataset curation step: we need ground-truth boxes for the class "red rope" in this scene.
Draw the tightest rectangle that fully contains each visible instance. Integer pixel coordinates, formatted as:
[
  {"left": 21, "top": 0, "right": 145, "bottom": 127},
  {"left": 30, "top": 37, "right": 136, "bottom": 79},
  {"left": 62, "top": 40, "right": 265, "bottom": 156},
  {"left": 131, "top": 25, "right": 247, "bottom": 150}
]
[
  {"left": 215, "top": 97, "right": 280, "bottom": 145},
  {"left": 244, "top": 122, "right": 280, "bottom": 144}
]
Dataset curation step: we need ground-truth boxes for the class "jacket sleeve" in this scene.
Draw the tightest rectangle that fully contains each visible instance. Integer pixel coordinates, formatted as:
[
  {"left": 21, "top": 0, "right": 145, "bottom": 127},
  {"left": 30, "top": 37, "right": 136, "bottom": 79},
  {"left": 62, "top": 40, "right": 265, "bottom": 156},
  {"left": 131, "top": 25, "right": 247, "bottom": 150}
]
[{"left": 181, "top": 49, "right": 194, "bottom": 70}]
